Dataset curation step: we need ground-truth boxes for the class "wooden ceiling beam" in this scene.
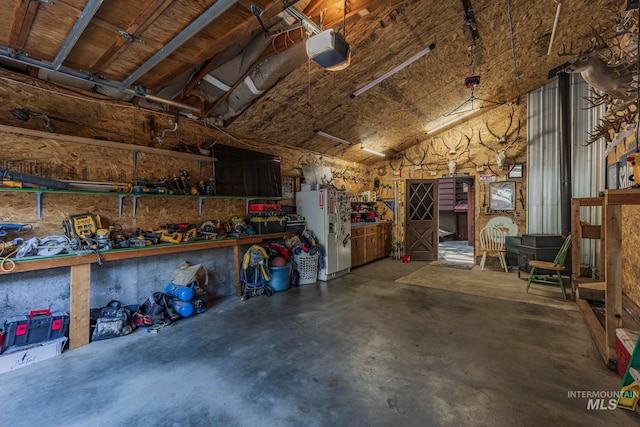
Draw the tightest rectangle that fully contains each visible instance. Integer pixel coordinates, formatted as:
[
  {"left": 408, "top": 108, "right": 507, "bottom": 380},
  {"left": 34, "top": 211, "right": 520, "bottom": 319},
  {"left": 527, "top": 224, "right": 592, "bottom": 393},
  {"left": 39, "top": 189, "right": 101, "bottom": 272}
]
[
  {"left": 91, "top": 0, "right": 174, "bottom": 72},
  {"left": 303, "top": 0, "right": 326, "bottom": 17},
  {"left": 148, "top": 0, "right": 294, "bottom": 92},
  {"left": 9, "top": 0, "right": 42, "bottom": 49}
]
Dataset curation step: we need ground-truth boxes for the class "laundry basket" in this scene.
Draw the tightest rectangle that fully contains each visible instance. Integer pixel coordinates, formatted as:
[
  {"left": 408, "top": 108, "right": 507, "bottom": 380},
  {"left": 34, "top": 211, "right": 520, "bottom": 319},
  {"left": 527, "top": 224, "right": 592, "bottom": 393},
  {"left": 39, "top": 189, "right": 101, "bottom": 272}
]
[{"left": 293, "top": 252, "right": 319, "bottom": 285}]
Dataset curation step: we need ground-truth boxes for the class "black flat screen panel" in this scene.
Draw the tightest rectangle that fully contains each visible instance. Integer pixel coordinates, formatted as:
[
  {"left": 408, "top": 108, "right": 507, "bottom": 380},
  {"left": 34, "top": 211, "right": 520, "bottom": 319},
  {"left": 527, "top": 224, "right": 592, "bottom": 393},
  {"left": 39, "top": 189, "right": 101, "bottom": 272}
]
[{"left": 214, "top": 145, "right": 282, "bottom": 197}]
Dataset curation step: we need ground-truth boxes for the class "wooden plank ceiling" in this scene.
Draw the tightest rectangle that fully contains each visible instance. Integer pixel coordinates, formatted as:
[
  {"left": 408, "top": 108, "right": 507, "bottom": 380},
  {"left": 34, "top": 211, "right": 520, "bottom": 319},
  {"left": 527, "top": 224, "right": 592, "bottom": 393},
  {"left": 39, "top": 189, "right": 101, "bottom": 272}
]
[{"left": 0, "top": 0, "right": 630, "bottom": 164}]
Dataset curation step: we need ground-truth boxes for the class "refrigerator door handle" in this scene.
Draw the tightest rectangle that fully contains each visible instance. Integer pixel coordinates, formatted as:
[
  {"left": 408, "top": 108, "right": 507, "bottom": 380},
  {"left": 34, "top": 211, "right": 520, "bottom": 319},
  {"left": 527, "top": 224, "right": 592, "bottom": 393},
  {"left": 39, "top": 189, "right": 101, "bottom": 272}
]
[{"left": 334, "top": 203, "right": 341, "bottom": 242}]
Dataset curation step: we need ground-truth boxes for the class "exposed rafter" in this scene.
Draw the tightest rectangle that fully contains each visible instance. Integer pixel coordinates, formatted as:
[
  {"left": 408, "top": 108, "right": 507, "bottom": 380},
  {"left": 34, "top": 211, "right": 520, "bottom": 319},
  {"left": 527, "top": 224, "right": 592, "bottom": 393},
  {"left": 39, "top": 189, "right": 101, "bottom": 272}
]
[{"left": 119, "top": 0, "right": 239, "bottom": 90}]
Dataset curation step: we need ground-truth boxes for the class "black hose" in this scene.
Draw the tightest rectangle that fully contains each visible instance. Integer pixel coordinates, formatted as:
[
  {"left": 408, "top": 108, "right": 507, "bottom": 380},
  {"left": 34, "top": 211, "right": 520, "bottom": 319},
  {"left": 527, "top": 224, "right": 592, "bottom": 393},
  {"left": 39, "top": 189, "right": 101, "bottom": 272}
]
[{"left": 0, "top": 168, "right": 69, "bottom": 190}]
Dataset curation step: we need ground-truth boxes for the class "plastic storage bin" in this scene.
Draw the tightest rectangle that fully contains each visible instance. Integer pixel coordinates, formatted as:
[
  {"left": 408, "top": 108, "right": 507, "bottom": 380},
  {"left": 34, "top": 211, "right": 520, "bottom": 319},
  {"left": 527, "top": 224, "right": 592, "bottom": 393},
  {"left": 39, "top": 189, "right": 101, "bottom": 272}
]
[
  {"left": 294, "top": 252, "right": 319, "bottom": 285},
  {"left": 268, "top": 263, "right": 292, "bottom": 292},
  {"left": 2, "top": 310, "right": 69, "bottom": 353}
]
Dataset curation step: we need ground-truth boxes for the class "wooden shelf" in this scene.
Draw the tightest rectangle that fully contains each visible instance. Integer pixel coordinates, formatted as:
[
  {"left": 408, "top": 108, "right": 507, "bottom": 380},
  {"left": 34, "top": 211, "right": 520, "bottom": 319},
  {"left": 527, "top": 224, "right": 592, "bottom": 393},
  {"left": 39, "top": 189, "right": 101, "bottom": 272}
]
[
  {"left": 572, "top": 190, "right": 640, "bottom": 366},
  {"left": 1, "top": 231, "right": 296, "bottom": 350},
  {"left": 0, "top": 124, "right": 216, "bottom": 163}
]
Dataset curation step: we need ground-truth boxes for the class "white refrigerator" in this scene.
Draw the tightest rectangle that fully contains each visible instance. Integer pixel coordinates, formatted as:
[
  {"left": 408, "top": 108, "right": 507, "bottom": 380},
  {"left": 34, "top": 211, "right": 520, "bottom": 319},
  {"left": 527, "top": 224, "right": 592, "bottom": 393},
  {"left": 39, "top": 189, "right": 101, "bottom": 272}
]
[{"left": 296, "top": 189, "right": 352, "bottom": 281}]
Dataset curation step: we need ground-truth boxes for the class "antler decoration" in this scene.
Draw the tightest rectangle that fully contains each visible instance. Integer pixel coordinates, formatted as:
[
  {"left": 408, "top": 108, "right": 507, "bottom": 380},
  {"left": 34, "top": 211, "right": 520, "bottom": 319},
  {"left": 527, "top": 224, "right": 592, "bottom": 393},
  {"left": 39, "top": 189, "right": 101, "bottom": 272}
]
[
  {"left": 462, "top": 130, "right": 487, "bottom": 172},
  {"left": 403, "top": 137, "right": 427, "bottom": 167},
  {"left": 388, "top": 153, "right": 404, "bottom": 174},
  {"left": 433, "top": 134, "right": 470, "bottom": 174},
  {"left": 484, "top": 107, "right": 522, "bottom": 145},
  {"left": 479, "top": 112, "right": 521, "bottom": 172},
  {"left": 444, "top": 133, "right": 463, "bottom": 154}
]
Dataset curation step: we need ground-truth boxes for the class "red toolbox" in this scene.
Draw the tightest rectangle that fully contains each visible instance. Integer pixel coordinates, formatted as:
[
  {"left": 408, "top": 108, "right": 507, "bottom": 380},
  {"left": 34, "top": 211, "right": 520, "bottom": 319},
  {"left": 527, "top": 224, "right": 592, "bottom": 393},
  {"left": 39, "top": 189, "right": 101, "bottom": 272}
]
[
  {"left": 248, "top": 201, "right": 282, "bottom": 212},
  {"left": 1, "top": 309, "right": 69, "bottom": 353}
]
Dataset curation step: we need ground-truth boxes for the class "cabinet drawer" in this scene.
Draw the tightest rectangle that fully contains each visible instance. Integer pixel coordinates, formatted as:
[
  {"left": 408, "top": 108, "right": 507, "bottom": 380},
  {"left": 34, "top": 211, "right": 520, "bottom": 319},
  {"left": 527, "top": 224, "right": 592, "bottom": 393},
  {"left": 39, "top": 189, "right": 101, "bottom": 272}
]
[{"left": 351, "top": 227, "right": 366, "bottom": 238}]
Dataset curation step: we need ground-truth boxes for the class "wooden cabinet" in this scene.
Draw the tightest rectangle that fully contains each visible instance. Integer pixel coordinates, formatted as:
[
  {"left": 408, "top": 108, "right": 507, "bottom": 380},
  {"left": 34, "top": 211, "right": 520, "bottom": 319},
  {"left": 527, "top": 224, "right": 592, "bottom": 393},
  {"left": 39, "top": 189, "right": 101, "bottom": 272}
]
[
  {"left": 365, "top": 231, "right": 378, "bottom": 264},
  {"left": 351, "top": 222, "right": 392, "bottom": 268},
  {"left": 351, "top": 226, "right": 366, "bottom": 267}
]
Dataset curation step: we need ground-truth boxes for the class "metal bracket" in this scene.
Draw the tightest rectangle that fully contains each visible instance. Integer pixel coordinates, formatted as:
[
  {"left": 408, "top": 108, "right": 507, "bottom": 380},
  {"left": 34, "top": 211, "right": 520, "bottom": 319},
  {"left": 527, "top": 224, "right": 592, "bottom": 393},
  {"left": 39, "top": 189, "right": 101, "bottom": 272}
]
[
  {"left": 132, "top": 150, "right": 139, "bottom": 176},
  {"left": 132, "top": 195, "right": 138, "bottom": 218},
  {"left": 116, "top": 30, "right": 145, "bottom": 44},
  {"left": 35, "top": 191, "right": 43, "bottom": 221},
  {"left": 118, "top": 194, "right": 125, "bottom": 218}
]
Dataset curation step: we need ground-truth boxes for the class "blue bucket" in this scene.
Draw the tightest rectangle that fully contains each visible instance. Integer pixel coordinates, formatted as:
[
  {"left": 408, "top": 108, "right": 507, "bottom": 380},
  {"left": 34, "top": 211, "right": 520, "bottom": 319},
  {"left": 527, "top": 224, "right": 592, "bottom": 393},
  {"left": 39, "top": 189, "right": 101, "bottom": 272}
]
[{"left": 268, "top": 263, "right": 291, "bottom": 292}]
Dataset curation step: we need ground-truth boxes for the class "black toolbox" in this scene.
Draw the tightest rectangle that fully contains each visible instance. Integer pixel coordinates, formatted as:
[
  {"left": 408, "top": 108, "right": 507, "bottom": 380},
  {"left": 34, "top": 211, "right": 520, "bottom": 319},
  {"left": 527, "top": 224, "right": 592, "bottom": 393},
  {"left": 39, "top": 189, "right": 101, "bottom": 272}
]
[{"left": 2, "top": 309, "right": 69, "bottom": 353}]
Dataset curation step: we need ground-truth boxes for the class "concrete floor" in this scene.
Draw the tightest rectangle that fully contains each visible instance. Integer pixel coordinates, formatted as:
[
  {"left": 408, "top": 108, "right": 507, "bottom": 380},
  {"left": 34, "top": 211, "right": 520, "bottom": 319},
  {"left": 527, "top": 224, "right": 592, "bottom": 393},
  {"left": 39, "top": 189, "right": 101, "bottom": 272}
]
[{"left": 2, "top": 258, "right": 639, "bottom": 427}]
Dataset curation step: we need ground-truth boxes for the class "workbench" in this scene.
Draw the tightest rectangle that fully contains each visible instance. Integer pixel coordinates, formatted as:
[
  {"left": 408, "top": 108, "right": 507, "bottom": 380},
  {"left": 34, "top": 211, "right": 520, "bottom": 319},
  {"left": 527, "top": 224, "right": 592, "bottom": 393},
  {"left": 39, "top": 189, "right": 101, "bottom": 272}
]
[{"left": 1, "top": 231, "right": 295, "bottom": 349}]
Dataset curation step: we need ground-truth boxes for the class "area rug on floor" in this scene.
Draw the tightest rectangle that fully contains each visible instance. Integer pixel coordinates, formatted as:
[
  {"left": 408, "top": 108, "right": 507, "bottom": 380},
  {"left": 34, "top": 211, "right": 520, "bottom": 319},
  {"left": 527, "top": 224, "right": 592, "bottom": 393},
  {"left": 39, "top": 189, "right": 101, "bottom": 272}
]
[
  {"left": 395, "top": 264, "right": 575, "bottom": 311},
  {"left": 430, "top": 260, "right": 474, "bottom": 270}
]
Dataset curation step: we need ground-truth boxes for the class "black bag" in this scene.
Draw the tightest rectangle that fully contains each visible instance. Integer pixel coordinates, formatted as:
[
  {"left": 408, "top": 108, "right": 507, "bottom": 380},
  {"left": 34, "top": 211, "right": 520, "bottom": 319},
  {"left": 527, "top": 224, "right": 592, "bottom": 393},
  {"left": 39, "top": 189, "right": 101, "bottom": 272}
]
[
  {"left": 91, "top": 300, "right": 134, "bottom": 341},
  {"left": 133, "top": 292, "right": 179, "bottom": 327}
]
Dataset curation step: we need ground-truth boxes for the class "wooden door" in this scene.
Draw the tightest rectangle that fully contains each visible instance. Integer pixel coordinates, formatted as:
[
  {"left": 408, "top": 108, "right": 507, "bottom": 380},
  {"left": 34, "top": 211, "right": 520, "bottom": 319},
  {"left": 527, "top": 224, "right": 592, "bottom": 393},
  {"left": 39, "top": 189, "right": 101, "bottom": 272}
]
[{"left": 405, "top": 180, "right": 438, "bottom": 261}]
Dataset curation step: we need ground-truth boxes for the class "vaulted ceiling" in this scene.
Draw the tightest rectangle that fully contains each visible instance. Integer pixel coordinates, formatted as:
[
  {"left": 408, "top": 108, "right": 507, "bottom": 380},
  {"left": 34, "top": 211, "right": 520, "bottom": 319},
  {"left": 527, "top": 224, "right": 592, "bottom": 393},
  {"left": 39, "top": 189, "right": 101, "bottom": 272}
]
[{"left": 0, "top": 0, "right": 631, "bottom": 164}]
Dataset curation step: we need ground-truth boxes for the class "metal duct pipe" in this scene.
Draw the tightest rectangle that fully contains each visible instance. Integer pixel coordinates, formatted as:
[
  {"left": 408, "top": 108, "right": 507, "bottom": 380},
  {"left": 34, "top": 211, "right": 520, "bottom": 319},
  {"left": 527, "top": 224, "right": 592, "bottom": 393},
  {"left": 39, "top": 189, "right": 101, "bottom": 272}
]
[{"left": 558, "top": 72, "right": 572, "bottom": 237}]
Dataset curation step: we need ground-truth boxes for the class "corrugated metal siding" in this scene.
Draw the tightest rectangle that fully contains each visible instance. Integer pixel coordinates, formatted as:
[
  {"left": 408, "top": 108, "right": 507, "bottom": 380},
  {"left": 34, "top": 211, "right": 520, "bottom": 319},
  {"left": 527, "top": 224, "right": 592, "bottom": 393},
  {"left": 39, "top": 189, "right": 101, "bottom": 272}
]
[
  {"left": 570, "top": 75, "right": 605, "bottom": 275},
  {"left": 526, "top": 74, "right": 604, "bottom": 274},
  {"left": 527, "top": 79, "right": 561, "bottom": 234}
]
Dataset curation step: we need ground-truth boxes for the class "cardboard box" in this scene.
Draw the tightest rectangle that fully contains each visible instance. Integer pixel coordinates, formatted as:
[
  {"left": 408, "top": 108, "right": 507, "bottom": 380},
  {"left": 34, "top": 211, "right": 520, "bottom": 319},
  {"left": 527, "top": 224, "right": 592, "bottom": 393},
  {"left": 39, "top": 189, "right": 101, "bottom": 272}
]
[
  {"left": 0, "top": 337, "right": 67, "bottom": 375},
  {"left": 616, "top": 328, "right": 639, "bottom": 377}
]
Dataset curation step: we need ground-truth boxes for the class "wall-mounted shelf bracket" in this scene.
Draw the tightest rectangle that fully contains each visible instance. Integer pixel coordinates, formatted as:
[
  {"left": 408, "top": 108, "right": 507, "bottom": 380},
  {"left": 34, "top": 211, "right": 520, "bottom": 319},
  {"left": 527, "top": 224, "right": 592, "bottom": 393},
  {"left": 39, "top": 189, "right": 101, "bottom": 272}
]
[
  {"left": 132, "top": 195, "right": 139, "bottom": 218},
  {"left": 35, "top": 191, "right": 43, "bottom": 221},
  {"left": 132, "top": 150, "right": 140, "bottom": 176},
  {"left": 118, "top": 194, "right": 126, "bottom": 218}
]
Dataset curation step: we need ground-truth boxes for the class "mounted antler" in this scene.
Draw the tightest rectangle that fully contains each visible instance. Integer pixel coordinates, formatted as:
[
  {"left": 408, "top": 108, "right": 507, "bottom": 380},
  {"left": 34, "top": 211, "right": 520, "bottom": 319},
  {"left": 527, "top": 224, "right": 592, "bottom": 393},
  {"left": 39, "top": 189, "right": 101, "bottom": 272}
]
[
  {"left": 388, "top": 153, "right": 404, "bottom": 174},
  {"left": 461, "top": 130, "right": 486, "bottom": 172},
  {"left": 484, "top": 108, "right": 522, "bottom": 145},
  {"left": 403, "top": 137, "right": 427, "bottom": 166},
  {"left": 478, "top": 126, "right": 518, "bottom": 171},
  {"left": 443, "top": 133, "right": 463, "bottom": 154},
  {"left": 432, "top": 134, "right": 470, "bottom": 175}
]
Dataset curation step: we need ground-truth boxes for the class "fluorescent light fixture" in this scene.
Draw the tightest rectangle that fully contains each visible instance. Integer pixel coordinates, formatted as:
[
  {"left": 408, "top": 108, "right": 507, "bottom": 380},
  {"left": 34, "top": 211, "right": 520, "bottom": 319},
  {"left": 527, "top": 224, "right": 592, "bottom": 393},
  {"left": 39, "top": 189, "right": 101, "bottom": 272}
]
[
  {"left": 361, "top": 146, "right": 386, "bottom": 157},
  {"left": 314, "top": 129, "right": 352, "bottom": 145},
  {"left": 350, "top": 42, "right": 435, "bottom": 98},
  {"left": 425, "top": 106, "right": 496, "bottom": 136},
  {"left": 546, "top": 1, "right": 562, "bottom": 56}
]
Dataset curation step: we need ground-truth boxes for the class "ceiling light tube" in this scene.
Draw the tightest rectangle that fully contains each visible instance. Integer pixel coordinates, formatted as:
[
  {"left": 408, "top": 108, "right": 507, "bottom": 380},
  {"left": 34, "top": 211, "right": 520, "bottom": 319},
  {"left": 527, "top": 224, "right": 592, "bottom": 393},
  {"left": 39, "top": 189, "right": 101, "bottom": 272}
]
[
  {"left": 350, "top": 42, "right": 435, "bottom": 98},
  {"left": 314, "top": 129, "right": 352, "bottom": 145},
  {"left": 425, "top": 107, "right": 490, "bottom": 136},
  {"left": 361, "top": 146, "right": 386, "bottom": 157},
  {"left": 546, "top": 1, "right": 562, "bottom": 56}
]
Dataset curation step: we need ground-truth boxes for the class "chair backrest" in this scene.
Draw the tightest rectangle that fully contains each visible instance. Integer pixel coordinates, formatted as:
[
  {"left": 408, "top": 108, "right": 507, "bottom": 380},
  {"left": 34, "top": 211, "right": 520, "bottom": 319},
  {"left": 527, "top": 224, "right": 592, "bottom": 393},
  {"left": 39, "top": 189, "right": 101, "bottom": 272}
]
[
  {"left": 479, "top": 226, "right": 505, "bottom": 251},
  {"left": 553, "top": 234, "right": 572, "bottom": 267}
]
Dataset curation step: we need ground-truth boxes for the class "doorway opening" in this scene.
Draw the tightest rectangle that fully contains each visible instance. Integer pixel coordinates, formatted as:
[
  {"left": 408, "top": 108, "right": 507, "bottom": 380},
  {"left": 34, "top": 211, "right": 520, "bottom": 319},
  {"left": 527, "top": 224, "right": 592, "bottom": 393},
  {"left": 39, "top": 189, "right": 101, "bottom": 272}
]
[{"left": 437, "top": 177, "right": 475, "bottom": 264}]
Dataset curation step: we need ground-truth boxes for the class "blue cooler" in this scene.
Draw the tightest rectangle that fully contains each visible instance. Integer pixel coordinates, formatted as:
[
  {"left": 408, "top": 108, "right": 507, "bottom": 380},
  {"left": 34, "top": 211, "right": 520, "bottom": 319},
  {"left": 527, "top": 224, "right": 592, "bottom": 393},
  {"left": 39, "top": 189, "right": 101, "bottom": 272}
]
[{"left": 268, "top": 263, "right": 292, "bottom": 292}]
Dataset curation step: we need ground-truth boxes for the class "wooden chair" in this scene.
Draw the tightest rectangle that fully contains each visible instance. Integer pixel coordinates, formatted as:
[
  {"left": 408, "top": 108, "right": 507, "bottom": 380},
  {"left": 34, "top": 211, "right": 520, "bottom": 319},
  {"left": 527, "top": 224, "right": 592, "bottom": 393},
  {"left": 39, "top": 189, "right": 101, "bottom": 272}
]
[
  {"left": 525, "top": 234, "right": 572, "bottom": 300},
  {"left": 479, "top": 226, "right": 508, "bottom": 273}
]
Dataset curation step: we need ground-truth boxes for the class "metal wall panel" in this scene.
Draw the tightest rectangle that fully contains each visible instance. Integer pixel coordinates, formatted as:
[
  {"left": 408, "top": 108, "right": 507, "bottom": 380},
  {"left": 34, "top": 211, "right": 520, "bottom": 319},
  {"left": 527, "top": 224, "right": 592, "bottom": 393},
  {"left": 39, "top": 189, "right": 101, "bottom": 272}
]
[
  {"left": 527, "top": 79, "right": 560, "bottom": 234},
  {"left": 526, "top": 74, "right": 604, "bottom": 275},
  {"left": 570, "top": 75, "right": 605, "bottom": 275}
]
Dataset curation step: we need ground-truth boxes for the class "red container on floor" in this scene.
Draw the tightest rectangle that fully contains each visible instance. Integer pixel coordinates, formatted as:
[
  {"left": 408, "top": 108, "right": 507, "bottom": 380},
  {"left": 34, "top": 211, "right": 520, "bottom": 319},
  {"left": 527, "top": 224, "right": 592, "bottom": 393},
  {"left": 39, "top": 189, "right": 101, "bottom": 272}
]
[
  {"left": 2, "top": 309, "right": 69, "bottom": 353},
  {"left": 402, "top": 255, "right": 411, "bottom": 263},
  {"left": 616, "top": 328, "right": 639, "bottom": 377}
]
